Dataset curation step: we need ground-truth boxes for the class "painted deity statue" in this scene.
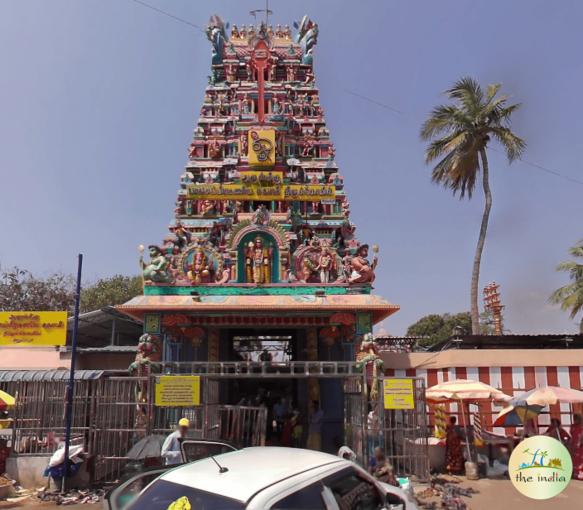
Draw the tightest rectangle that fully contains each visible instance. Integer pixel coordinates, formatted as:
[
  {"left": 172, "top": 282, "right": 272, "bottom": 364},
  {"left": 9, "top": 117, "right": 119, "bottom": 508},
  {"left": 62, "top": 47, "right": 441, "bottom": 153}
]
[
  {"left": 355, "top": 334, "right": 384, "bottom": 401},
  {"left": 349, "top": 244, "right": 377, "bottom": 284},
  {"left": 252, "top": 204, "right": 270, "bottom": 226},
  {"left": 128, "top": 333, "right": 161, "bottom": 401},
  {"left": 141, "top": 245, "right": 172, "bottom": 283},
  {"left": 187, "top": 246, "right": 210, "bottom": 284},
  {"left": 206, "top": 15, "right": 226, "bottom": 65},
  {"left": 295, "top": 16, "right": 319, "bottom": 65},
  {"left": 316, "top": 247, "right": 335, "bottom": 284},
  {"left": 245, "top": 236, "right": 273, "bottom": 284}
]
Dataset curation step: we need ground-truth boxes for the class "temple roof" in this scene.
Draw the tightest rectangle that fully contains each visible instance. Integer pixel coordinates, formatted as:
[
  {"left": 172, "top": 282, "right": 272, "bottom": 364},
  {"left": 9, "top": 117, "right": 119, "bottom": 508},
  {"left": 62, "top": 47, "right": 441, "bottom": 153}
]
[{"left": 116, "top": 294, "right": 398, "bottom": 324}]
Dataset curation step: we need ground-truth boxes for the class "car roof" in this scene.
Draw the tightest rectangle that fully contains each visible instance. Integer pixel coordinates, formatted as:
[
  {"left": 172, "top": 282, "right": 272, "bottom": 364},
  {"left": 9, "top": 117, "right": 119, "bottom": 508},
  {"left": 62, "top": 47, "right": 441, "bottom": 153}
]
[{"left": 161, "top": 447, "right": 347, "bottom": 502}]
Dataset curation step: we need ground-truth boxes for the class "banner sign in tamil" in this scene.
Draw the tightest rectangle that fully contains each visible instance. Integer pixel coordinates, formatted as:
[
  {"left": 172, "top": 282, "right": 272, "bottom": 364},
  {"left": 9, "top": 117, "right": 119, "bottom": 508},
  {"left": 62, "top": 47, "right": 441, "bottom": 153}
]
[
  {"left": 247, "top": 128, "right": 275, "bottom": 167},
  {"left": 383, "top": 378, "right": 415, "bottom": 410},
  {"left": 187, "top": 183, "right": 336, "bottom": 202},
  {"left": 0, "top": 311, "right": 67, "bottom": 347},
  {"left": 240, "top": 171, "right": 283, "bottom": 186},
  {"left": 154, "top": 375, "right": 201, "bottom": 407}
]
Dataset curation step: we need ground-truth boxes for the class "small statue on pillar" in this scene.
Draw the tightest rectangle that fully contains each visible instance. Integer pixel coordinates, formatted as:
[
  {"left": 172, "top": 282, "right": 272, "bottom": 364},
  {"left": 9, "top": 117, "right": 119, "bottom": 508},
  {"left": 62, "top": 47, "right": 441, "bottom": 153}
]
[
  {"left": 128, "top": 333, "right": 161, "bottom": 400},
  {"left": 355, "top": 334, "right": 384, "bottom": 401}
]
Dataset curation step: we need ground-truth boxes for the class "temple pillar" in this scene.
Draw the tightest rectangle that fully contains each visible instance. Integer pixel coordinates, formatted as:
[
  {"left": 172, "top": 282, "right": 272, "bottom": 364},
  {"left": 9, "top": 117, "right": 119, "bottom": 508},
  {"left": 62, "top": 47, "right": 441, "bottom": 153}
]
[
  {"left": 306, "top": 327, "right": 320, "bottom": 403},
  {"left": 208, "top": 327, "right": 220, "bottom": 362}
]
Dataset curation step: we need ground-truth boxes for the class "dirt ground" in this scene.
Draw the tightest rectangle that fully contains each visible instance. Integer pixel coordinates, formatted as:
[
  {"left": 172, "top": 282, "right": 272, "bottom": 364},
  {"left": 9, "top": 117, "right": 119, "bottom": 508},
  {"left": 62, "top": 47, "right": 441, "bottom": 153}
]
[
  {"left": 3, "top": 478, "right": 583, "bottom": 509},
  {"left": 449, "top": 477, "right": 583, "bottom": 510}
]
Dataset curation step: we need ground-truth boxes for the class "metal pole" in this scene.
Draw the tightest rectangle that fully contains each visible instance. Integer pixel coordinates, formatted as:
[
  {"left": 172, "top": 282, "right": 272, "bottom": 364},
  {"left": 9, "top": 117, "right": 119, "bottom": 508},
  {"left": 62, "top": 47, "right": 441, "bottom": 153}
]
[{"left": 62, "top": 253, "right": 83, "bottom": 493}]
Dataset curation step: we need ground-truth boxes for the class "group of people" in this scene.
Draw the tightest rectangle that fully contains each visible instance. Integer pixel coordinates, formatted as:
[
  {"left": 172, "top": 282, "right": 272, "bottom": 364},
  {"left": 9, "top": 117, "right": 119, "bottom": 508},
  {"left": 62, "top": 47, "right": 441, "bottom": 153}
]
[
  {"left": 272, "top": 398, "right": 324, "bottom": 450},
  {"left": 443, "top": 413, "right": 583, "bottom": 479},
  {"left": 545, "top": 414, "right": 583, "bottom": 480}
]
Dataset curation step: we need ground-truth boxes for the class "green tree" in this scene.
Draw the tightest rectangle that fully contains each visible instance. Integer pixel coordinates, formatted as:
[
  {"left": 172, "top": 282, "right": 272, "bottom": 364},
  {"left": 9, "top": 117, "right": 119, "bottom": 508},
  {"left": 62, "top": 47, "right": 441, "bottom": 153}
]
[
  {"left": 421, "top": 77, "right": 525, "bottom": 333},
  {"left": 0, "top": 267, "right": 75, "bottom": 312},
  {"left": 407, "top": 312, "right": 472, "bottom": 347},
  {"left": 550, "top": 240, "right": 583, "bottom": 332},
  {"left": 80, "top": 275, "right": 142, "bottom": 313}
]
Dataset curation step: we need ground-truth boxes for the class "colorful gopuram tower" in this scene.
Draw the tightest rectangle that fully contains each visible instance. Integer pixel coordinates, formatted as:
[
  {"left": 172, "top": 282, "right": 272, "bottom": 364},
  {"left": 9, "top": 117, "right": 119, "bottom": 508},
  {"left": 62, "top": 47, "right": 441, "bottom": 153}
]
[{"left": 118, "top": 15, "right": 399, "bottom": 446}]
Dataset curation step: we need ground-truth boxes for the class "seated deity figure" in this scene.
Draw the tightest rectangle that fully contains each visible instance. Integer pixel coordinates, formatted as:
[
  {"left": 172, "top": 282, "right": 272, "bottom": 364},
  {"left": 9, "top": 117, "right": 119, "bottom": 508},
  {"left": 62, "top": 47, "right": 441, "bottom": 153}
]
[
  {"left": 141, "top": 245, "right": 172, "bottom": 283},
  {"left": 349, "top": 244, "right": 377, "bottom": 284},
  {"left": 252, "top": 204, "right": 270, "bottom": 226},
  {"left": 245, "top": 236, "right": 273, "bottom": 284},
  {"left": 187, "top": 246, "right": 211, "bottom": 284}
]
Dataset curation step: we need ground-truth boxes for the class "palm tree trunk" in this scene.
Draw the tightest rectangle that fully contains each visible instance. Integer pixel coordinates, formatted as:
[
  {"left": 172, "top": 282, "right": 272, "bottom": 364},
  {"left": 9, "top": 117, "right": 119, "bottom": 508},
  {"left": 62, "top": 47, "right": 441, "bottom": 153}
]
[{"left": 470, "top": 149, "right": 492, "bottom": 334}]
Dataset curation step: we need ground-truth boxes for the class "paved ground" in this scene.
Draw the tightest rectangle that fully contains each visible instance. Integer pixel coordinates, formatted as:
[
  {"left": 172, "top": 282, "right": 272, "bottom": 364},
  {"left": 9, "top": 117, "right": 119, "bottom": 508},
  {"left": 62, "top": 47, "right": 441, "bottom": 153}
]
[{"left": 455, "top": 477, "right": 583, "bottom": 509}]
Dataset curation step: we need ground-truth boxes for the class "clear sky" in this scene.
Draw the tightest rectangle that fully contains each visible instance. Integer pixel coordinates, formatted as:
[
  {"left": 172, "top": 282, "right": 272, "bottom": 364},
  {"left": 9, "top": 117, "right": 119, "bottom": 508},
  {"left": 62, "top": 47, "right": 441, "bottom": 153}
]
[{"left": 1, "top": 0, "right": 581, "bottom": 335}]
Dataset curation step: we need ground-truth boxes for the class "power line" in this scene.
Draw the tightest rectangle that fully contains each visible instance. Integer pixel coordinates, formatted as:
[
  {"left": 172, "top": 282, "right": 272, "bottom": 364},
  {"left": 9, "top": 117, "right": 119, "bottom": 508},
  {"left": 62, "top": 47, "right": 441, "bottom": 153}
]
[
  {"left": 343, "top": 89, "right": 403, "bottom": 115},
  {"left": 128, "top": 0, "right": 204, "bottom": 33},
  {"left": 126, "top": 0, "right": 583, "bottom": 188},
  {"left": 347, "top": 89, "right": 583, "bottom": 187},
  {"left": 515, "top": 157, "right": 583, "bottom": 186}
]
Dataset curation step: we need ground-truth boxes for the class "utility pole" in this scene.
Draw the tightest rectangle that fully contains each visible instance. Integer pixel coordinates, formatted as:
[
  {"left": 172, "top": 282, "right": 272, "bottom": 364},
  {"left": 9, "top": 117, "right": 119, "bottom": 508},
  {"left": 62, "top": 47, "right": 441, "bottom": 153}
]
[{"left": 61, "top": 254, "right": 83, "bottom": 493}]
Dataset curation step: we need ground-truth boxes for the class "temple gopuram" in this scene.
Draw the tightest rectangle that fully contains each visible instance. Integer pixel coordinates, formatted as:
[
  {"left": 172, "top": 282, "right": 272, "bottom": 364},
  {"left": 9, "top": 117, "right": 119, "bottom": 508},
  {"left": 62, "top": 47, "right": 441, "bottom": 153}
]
[{"left": 117, "top": 15, "right": 399, "bottom": 450}]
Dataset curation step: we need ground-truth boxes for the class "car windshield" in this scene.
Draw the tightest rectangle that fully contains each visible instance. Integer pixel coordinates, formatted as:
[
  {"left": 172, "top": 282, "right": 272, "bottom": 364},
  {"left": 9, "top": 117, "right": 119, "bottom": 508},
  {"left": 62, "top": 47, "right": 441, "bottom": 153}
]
[{"left": 127, "top": 480, "right": 245, "bottom": 510}]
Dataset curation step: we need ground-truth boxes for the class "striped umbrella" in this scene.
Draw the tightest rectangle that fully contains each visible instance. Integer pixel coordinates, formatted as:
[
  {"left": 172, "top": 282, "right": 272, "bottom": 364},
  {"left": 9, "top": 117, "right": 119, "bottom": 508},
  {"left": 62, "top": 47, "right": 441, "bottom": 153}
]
[
  {"left": 511, "top": 386, "right": 583, "bottom": 406},
  {"left": 493, "top": 404, "right": 543, "bottom": 427},
  {"left": 0, "top": 390, "right": 15, "bottom": 412}
]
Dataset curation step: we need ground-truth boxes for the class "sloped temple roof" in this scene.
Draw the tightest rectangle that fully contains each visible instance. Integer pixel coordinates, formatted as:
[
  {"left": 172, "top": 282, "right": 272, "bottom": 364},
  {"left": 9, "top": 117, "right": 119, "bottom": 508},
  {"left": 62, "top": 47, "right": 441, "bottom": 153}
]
[{"left": 117, "top": 294, "right": 399, "bottom": 324}]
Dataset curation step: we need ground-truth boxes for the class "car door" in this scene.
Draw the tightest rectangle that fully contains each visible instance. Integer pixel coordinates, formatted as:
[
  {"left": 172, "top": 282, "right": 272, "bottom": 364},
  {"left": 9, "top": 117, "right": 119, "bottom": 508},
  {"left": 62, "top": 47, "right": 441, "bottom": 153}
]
[
  {"left": 321, "top": 466, "right": 409, "bottom": 510},
  {"left": 104, "top": 440, "right": 237, "bottom": 510},
  {"left": 104, "top": 468, "right": 167, "bottom": 510}
]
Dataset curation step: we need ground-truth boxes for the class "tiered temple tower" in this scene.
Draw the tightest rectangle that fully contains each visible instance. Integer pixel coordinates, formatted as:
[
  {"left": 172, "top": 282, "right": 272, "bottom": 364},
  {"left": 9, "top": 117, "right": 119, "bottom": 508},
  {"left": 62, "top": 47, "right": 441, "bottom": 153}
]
[{"left": 118, "top": 16, "right": 398, "bottom": 442}]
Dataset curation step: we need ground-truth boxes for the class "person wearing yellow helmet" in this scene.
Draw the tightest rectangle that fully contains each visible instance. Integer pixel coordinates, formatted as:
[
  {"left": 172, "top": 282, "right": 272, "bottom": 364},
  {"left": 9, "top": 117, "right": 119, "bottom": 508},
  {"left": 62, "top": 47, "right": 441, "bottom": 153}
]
[{"left": 161, "top": 418, "right": 190, "bottom": 465}]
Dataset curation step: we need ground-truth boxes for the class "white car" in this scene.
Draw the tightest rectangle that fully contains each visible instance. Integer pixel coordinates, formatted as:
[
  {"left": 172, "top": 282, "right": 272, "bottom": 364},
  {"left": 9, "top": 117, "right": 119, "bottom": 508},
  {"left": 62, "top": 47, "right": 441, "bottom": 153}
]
[{"left": 118, "top": 446, "right": 418, "bottom": 510}]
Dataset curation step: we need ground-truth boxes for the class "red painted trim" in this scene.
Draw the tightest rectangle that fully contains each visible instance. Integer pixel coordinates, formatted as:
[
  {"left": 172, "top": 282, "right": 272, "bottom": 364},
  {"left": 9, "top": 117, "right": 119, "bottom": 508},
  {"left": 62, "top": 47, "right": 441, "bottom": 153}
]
[
  {"left": 427, "top": 369, "right": 438, "bottom": 388},
  {"left": 569, "top": 366, "right": 582, "bottom": 391},
  {"left": 546, "top": 366, "right": 560, "bottom": 420},
  {"left": 456, "top": 367, "right": 467, "bottom": 380}
]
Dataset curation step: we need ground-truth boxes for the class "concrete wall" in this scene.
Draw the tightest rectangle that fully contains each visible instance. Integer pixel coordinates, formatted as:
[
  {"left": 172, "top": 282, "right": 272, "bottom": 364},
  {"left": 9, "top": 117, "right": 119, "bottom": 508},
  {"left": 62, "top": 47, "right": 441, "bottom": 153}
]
[
  {"left": 0, "top": 348, "right": 67, "bottom": 370},
  {"left": 6, "top": 455, "right": 49, "bottom": 489}
]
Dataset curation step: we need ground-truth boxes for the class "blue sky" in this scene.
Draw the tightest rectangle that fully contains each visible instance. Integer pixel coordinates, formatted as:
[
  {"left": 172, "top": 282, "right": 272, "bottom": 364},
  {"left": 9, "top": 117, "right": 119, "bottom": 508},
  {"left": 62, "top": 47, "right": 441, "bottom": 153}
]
[{"left": 1, "top": 0, "right": 581, "bottom": 335}]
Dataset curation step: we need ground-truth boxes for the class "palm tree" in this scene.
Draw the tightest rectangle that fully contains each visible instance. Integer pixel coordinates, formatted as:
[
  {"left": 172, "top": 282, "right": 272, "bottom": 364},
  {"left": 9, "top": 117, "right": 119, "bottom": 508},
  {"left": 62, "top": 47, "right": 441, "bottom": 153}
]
[
  {"left": 421, "top": 77, "right": 526, "bottom": 334},
  {"left": 550, "top": 240, "right": 583, "bottom": 332}
]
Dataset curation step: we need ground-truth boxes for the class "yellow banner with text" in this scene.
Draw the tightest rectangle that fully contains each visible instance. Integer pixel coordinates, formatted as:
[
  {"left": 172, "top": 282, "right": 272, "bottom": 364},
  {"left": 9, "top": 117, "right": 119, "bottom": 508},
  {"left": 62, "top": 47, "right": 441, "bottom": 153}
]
[
  {"left": 154, "top": 376, "right": 201, "bottom": 407},
  {"left": 0, "top": 311, "right": 67, "bottom": 347},
  {"left": 187, "top": 183, "right": 336, "bottom": 202},
  {"left": 383, "top": 378, "right": 415, "bottom": 410}
]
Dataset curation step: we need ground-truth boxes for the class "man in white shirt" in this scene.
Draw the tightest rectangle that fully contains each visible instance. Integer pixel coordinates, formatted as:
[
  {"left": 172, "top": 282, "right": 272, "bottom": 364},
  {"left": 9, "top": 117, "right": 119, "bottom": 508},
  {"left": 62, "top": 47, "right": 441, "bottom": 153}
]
[{"left": 161, "top": 418, "right": 189, "bottom": 465}]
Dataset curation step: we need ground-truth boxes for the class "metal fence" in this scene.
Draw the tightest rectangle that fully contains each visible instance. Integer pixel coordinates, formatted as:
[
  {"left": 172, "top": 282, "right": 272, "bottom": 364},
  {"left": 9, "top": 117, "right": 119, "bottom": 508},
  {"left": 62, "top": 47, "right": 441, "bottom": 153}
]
[
  {"left": 1, "top": 369, "right": 430, "bottom": 482},
  {"left": 1, "top": 375, "right": 267, "bottom": 482},
  {"left": 1, "top": 378, "right": 92, "bottom": 456},
  {"left": 376, "top": 377, "right": 430, "bottom": 481}
]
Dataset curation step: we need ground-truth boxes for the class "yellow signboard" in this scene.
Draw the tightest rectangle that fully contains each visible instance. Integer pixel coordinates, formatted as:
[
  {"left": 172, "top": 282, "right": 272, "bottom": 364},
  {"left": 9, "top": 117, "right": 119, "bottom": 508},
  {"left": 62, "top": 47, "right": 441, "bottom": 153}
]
[
  {"left": 187, "top": 183, "right": 336, "bottom": 202},
  {"left": 383, "top": 378, "right": 415, "bottom": 410},
  {"left": 248, "top": 128, "right": 275, "bottom": 167},
  {"left": 0, "top": 311, "right": 67, "bottom": 347},
  {"left": 154, "top": 376, "right": 201, "bottom": 407},
  {"left": 240, "top": 171, "right": 283, "bottom": 186}
]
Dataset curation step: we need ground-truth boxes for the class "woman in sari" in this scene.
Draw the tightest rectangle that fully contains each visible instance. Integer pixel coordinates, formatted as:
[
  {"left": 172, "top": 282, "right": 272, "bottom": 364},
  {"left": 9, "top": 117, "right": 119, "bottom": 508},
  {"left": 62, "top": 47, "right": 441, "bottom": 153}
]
[
  {"left": 570, "top": 414, "right": 583, "bottom": 480},
  {"left": 445, "top": 416, "right": 464, "bottom": 474}
]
